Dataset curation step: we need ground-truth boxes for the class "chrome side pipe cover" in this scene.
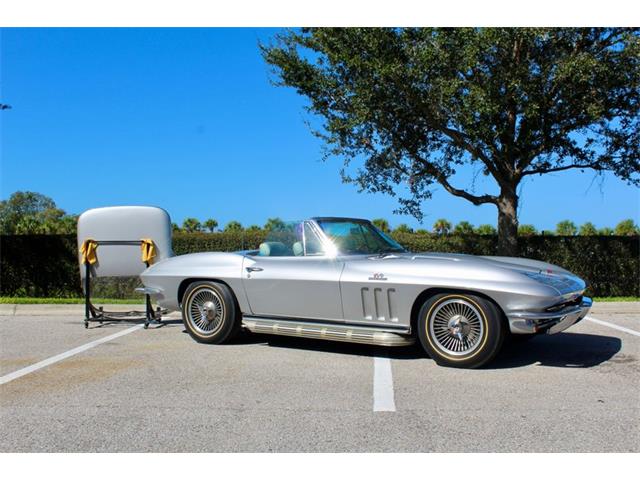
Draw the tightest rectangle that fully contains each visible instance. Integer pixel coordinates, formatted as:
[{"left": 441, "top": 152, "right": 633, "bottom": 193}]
[{"left": 242, "top": 317, "right": 415, "bottom": 347}]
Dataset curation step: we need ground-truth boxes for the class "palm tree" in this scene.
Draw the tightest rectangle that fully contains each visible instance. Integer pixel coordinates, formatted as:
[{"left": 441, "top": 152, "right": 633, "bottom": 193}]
[
  {"left": 475, "top": 224, "right": 497, "bottom": 235},
  {"left": 432, "top": 219, "right": 452, "bottom": 235},
  {"left": 204, "top": 218, "right": 218, "bottom": 233},
  {"left": 372, "top": 218, "right": 390, "bottom": 233},
  {"left": 182, "top": 218, "right": 202, "bottom": 233},
  {"left": 579, "top": 222, "right": 598, "bottom": 236},
  {"left": 454, "top": 221, "right": 474, "bottom": 235},
  {"left": 394, "top": 223, "right": 413, "bottom": 234},
  {"left": 518, "top": 224, "right": 538, "bottom": 236},
  {"left": 614, "top": 219, "right": 640, "bottom": 236},
  {"left": 224, "top": 221, "right": 243, "bottom": 232},
  {"left": 556, "top": 220, "right": 577, "bottom": 236},
  {"left": 263, "top": 217, "right": 285, "bottom": 232}
]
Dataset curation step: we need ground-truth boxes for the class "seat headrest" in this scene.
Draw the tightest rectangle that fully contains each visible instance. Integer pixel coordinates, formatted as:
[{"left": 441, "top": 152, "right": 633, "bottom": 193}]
[
  {"left": 292, "top": 241, "right": 303, "bottom": 256},
  {"left": 259, "top": 241, "right": 288, "bottom": 256}
]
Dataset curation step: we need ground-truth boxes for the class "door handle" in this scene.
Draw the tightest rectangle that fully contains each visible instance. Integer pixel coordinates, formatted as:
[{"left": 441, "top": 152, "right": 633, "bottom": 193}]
[{"left": 246, "top": 267, "right": 263, "bottom": 273}]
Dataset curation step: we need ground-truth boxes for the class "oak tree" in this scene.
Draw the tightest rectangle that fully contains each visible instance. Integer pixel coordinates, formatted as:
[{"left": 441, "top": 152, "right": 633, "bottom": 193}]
[{"left": 263, "top": 28, "right": 640, "bottom": 255}]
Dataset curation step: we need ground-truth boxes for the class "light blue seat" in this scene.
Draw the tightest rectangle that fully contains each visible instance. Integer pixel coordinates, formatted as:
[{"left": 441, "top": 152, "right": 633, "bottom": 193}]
[{"left": 259, "top": 241, "right": 288, "bottom": 256}]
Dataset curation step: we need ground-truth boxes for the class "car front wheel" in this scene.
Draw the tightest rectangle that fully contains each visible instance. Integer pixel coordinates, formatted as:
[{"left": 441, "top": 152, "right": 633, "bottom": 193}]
[
  {"left": 417, "top": 293, "right": 505, "bottom": 368},
  {"left": 181, "top": 281, "right": 240, "bottom": 344}
]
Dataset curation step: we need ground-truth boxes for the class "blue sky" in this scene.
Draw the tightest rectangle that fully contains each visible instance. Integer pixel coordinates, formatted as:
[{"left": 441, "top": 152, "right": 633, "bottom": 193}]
[{"left": 1, "top": 28, "right": 638, "bottom": 230}]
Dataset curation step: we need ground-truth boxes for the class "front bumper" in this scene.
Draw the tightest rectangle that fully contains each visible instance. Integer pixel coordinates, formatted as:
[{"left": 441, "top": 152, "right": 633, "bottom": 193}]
[{"left": 508, "top": 296, "right": 592, "bottom": 335}]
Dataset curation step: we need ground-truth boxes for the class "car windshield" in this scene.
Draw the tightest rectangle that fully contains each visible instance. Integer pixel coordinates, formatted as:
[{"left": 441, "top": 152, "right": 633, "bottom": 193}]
[{"left": 315, "top": 219, "right": 406, "bottom": 255}]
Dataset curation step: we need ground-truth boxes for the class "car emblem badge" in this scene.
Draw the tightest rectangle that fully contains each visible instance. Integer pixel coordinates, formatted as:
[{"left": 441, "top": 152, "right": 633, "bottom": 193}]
[{"left": 369, "top": 273, "right": 387, "bottom": 281}]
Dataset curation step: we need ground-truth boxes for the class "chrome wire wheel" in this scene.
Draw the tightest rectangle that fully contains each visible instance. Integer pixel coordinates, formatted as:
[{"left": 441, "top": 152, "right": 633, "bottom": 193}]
[
  {"left": 429, "top": 298, "right": 484, "bottom": 356},
  {"left": 186, "top": 287, "right": 225, "bottom": 336}
]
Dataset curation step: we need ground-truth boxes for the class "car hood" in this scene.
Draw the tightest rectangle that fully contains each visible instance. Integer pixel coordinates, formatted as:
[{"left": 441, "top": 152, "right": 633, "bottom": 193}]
[{"left": 366, "top": 252, "right": 586, "bottom": 296}]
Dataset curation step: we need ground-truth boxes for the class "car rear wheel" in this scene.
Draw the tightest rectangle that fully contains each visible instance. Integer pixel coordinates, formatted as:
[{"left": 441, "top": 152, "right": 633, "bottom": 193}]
[
  {"left": 417, "top": 292, "right": 505, "bottom": 368},
  {"left": 181, "top": 281, "right": 240, "bottom": 344}
]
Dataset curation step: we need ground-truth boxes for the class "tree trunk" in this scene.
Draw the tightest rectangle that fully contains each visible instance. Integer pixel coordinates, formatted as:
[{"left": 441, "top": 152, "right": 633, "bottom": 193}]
[{"left": 497, "top": 187, "right": 519, "bottom": 257}]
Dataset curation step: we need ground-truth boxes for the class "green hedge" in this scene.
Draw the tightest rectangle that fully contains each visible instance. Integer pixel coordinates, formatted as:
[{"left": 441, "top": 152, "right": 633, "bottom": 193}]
[
  {"left": 172, "top": 232, "right": 267, "bottom": 255},
  {"left": 1, "top": 235, "right": 81, "bottom": 298},
  {"left": 392, "top": 233, "right": 639, "bottom": 297},
  {"left": 1, "top": 233, "right": 637, "bottom": 298}
]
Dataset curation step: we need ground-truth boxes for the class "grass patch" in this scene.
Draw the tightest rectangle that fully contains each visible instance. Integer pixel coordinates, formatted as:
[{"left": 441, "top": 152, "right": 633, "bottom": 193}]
[
  {"left": 2, "top": 296, "right": 639, "bottom": 305},
  {"left": 0, "top": 297, "right": 142, "bottom": 304},
  {"left": 593, "top": 296, "right": 639, "bottom": 302}
]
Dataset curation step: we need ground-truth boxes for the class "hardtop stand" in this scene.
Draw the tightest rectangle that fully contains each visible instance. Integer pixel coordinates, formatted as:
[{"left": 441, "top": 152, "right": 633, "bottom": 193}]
[{"left": 77, "top": 206, "right": 173, "bottom": 328}]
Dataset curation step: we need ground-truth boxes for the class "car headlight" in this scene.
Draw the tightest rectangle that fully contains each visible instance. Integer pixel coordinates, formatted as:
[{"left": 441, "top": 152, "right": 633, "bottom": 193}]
[{"left": 522, "top": 270, "right": 584, "bottom": 294}]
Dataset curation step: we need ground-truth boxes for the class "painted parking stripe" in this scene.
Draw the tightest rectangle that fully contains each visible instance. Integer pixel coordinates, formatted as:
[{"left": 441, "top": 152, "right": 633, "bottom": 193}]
[
  {"left": 373, "top": 355, "right": 396, "bottom": 412},
  {"left": 585, "top": 316, "right": 640, "bottom": 338},
  {"left": 0, "top": 325, "right": 143, "bottom": 386}
]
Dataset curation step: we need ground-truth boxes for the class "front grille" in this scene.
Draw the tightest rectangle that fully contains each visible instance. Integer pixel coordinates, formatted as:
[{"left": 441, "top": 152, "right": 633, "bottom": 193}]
[{"left": 545, "top": 295, "right": 583, "bottom": 313}]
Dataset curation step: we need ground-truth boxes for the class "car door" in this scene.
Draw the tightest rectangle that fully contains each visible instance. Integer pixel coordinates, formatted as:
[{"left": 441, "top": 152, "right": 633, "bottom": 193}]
[{"left": 241, "top": 222, "right": 345, "bottom": 321}]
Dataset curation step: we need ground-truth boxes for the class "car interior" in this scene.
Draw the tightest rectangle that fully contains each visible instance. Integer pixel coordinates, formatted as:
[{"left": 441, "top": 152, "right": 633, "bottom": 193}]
[{"left": 255, "top": 221, "right": 326, "bottom": 257}]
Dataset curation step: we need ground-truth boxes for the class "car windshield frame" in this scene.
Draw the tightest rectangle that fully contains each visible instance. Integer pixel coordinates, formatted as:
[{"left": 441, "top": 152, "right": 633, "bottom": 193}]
[{"left": 312, "top": 218, "right": 406, "bottom": 256}]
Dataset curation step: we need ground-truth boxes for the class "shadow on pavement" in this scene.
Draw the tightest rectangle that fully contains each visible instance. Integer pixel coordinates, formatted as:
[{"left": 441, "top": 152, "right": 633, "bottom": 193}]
[
  {"left": 226, "top": 331, "right": 426, "bottom": 359},
  {"left": 490, "top": 332, "right": 622, "bottom": 369},
  {"left": 225, "top": 331, "right": 622, "bottom": 368}
]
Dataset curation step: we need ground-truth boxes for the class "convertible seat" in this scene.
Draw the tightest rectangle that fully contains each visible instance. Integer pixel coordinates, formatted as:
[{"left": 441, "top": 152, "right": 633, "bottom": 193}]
[
  {"left": 292, "top": 241, "right": 304, "bottom": 256},
  {"left": 259, "top": 241, "right": 288, "bottom": 256}
]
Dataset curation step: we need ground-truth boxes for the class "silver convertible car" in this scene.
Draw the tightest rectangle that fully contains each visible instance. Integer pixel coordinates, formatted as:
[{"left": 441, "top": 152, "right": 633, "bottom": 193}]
[{"left": 138, "top": 216, "right": 592, "bottom": 368}]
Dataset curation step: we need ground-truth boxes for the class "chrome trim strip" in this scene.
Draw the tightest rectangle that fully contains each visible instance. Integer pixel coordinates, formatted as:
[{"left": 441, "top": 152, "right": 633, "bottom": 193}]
[
  {"left": 242, "top": 313, "right": 410, "bottom": 333},
  {"left": 134, "top": 287, "right": 162, "bottom": 295},
  {"left": 242, "top": 316, "right": 415, "bottom": 347}
]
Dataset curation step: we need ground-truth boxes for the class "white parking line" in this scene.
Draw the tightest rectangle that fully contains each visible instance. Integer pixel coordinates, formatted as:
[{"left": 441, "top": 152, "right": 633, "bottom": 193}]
[
  {"left": 585, "top": 316, "right": 640, "bottom": 337},
  {"left": 373, "top": 355, "right": 396, "bottom": 412},
  {"left": 0, "top": 325, "right": 144, "bottom": 385}
]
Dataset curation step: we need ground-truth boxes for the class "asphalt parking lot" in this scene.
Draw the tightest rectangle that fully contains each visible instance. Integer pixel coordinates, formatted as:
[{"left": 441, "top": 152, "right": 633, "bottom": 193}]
[{"left": 1, "top": 303, "right": 638, "bottom": 452}]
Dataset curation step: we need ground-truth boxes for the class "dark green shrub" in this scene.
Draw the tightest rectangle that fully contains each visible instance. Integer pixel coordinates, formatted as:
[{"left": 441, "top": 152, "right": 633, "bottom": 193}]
[
  {"left": 1, "top": 233, "right": 637, "bottom": 298},
  {"left": 0, "top": 235, "right": 81, "bottom": 297},
  {"left": 172, "top": 231, "right": 266, "bottom": 255}
]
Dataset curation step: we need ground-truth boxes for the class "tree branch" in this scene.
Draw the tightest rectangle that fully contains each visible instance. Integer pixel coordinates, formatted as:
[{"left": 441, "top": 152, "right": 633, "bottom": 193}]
[
  {"left": 410, "top": 154, "right": 499, "bottom": 206},
  {"left": 438, "top": 175, "right": 499, "bottom": 205},
  {"left": 439, "top": 126, "right": 506, "bottom": 183},
  {"left": 522, "top": 162, "right": 602, "bottom": 177}
]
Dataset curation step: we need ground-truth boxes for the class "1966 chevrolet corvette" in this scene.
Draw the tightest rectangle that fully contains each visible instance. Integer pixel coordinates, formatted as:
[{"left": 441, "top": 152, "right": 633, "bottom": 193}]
[{"left": 138, "top": 216, "right": 592, "bottom": 369}]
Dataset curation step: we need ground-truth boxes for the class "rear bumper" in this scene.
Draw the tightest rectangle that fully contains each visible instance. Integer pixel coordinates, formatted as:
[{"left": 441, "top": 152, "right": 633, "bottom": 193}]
[
  {"left": 508, "top": 296, "right": 592, "bottom": 335},
  {"left": 135, "top": 287, "right": 163, "bottom": 296}
]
